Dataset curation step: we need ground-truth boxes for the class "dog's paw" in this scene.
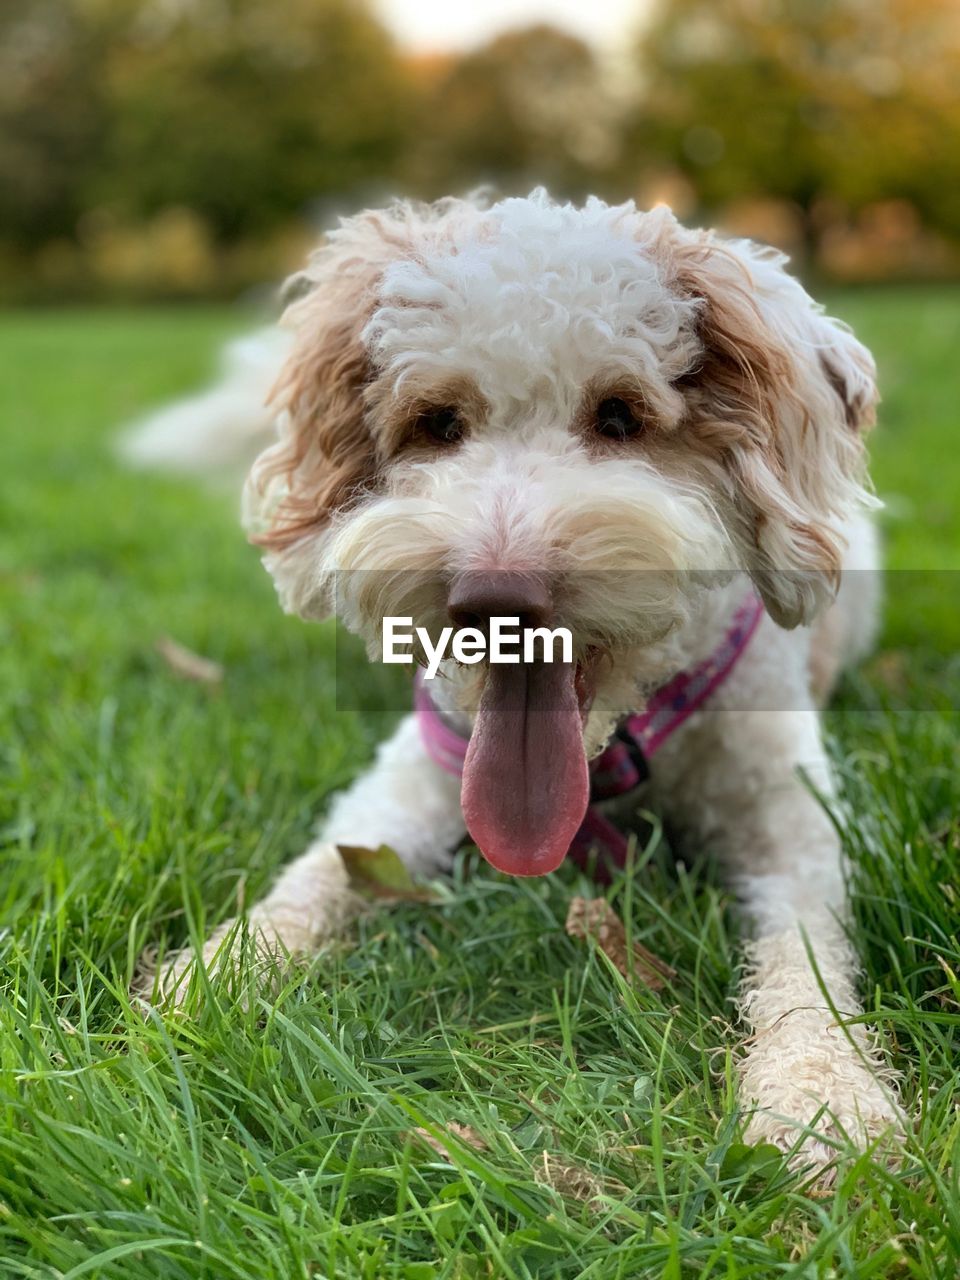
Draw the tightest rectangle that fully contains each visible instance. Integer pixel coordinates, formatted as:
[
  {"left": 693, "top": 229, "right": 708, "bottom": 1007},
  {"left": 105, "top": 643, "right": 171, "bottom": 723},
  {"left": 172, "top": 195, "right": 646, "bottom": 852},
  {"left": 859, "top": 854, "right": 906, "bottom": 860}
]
[
  {"left": 134, "top": 911, "right": 318, "bottom": 1010},
  {"left": 133, "top": 919, "right": 245, "bottom": 1009},
  {"left": 739, "top": 1010, "right": 903, "bottom": 1177}
]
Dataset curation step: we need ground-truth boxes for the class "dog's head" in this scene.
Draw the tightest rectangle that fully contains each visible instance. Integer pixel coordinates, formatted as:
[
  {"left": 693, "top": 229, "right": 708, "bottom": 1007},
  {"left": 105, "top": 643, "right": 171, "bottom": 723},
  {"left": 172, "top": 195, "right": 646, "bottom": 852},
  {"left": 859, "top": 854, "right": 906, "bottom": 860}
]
[{"left": 245, "top": 192, "right": 877, "bottom": 874}]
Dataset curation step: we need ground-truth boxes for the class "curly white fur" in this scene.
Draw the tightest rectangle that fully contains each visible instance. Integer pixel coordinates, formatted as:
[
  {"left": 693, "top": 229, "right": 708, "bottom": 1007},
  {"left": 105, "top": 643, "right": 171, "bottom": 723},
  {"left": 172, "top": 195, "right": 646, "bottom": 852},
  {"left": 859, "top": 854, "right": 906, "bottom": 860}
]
[{"left": 135, "top": 191, "right": 902, "bottom": 1172}]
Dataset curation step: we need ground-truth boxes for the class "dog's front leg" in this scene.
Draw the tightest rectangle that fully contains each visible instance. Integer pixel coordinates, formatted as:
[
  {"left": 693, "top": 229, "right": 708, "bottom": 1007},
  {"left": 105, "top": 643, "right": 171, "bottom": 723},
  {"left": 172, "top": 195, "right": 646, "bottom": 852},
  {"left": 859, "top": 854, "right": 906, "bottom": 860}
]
[
  {"left": 655, "top": 705, "right": 902, "bottom": 1166},
  {"left": 150, "top": 714, "right": 464, "bottom": 1003}
]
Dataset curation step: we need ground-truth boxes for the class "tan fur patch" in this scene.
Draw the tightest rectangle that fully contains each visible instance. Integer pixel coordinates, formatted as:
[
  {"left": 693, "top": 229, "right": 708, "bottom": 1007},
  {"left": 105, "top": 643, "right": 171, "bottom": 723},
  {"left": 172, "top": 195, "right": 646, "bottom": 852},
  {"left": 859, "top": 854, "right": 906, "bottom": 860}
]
[
  {"left": 657, "top": 227, "right": 871, "bottom": 625},
  {"left": 251, "top": 314, "right": 376, "bottom": 551}
]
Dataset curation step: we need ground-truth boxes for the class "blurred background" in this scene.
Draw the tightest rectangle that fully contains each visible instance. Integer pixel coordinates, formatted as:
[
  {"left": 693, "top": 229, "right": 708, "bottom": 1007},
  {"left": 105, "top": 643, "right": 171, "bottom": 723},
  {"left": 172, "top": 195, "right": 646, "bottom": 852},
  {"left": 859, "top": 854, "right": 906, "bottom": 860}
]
[
  {"left": 4, "top": 0, "right": 960, "bottom": 302},
  {"left": 2, "top": 0, "right": 959, "bottom": 680}
]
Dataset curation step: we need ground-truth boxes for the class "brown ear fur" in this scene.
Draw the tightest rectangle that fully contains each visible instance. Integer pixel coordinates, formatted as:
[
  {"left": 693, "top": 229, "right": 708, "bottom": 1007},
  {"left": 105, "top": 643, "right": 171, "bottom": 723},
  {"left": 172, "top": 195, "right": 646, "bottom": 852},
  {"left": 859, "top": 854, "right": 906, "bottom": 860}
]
[
  {"left": 246, "top": 200, "right": 487, "bottom": 557},
  {"left": 246, "top": 209, "right": 421, "bottom": 555},
  {"left": 665, "top": 228, "right": 874, "bottom": 627},
  {"left": 249, "top": 308, "right": 375, "bottom": 553},
  {"left": 818, "top": 346, "right": 878, "bottom": 435}
]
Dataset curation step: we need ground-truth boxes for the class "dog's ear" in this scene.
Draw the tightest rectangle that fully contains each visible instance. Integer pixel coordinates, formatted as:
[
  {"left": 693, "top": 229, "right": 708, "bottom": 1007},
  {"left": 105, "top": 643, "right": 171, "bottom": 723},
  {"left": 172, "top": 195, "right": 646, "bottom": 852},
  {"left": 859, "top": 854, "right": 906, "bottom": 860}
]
[
  {"left": 246, "top": 219, "right": 398, "bottom": 553},
  {"left": 245, "top": 197, "right": 488, "bottom": 619},
  {"left": 243, "top": 209, "right": 421, "bottom": 617},
  {"left": 667, "top": 227, "right": 878, "bottom": 628}
]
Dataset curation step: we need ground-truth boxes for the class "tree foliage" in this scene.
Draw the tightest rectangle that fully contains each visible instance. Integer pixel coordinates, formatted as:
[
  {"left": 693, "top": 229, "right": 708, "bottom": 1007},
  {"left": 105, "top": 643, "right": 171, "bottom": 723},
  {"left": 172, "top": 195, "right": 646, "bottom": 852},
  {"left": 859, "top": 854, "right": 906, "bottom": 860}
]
[
  {"left": 0, "top": 0, "right": 108, "bottom": 246},
  {"left": 0, "top": 0, "right": 411, "bottom": 249},
  {"left": 632, "top": 0, "right": 960, "bottom": 236},
  {"left": 98, "top": 0, "right": 412, "bottom": 239},
  {"left": 2, "top": 0, "right": 960, "bottom": 293},
  {"left": 409, "top": 25, "right": 619, "bottom": 200}
]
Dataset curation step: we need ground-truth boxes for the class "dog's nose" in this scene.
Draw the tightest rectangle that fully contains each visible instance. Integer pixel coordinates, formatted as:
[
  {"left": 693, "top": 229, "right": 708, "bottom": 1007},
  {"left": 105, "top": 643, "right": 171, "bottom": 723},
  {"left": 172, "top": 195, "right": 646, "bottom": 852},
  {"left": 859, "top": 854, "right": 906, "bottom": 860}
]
[{"left": 447, "top": 571, "right": 553, "bottom": 631}]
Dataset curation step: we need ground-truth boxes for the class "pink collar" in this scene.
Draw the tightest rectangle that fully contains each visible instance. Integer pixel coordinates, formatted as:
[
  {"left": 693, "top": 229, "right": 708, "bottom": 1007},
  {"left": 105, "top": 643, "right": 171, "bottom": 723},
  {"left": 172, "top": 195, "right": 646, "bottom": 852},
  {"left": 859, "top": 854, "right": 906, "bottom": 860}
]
[{"left": 415, "top": 592, "right": 765, "bottom": 875}]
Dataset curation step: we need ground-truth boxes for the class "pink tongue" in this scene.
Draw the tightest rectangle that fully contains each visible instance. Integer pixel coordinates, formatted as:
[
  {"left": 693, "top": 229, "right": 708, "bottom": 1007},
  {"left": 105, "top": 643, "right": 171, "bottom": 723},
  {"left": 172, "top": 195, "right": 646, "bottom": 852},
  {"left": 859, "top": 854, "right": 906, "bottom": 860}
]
[{"left": 461, "top": 660, "right": 589, "bottom": 876}]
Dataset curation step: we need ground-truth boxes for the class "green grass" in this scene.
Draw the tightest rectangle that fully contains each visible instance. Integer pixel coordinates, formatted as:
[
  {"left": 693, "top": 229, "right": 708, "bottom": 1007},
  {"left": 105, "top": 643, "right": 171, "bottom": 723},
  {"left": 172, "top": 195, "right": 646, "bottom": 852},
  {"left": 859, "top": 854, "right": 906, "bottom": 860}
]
[{"left": 0, "top": 292, "right": 958, "bottom": 1278}]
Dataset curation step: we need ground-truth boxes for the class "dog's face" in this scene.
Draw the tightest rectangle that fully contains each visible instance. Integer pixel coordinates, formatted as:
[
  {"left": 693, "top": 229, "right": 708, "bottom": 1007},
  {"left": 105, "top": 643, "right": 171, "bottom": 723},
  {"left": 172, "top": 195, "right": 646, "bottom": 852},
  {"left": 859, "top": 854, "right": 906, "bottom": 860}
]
[{"left": 246, "top": 193, "right": 877, "bottom": 873}]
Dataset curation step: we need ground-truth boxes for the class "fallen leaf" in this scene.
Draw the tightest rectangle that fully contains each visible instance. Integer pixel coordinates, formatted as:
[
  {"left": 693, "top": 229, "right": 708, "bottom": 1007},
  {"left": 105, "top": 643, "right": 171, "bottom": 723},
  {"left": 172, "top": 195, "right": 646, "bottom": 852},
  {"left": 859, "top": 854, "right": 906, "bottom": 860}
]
[
  {"left": 865, "top": 650, "right": 909, "bottom": 695},
  {"left": 156, "top": 636, "right": 223, "bottom": 684},
  {"left": 337, "top": 844, "right": 439, "bottom": 903},
  {"left": 414, "top": 1122, "right": 489, "bottom": 1157},
  {"left": 533, "top": 1151, "right": 627, "bottom": 1206},
  {"left": 565, "top": 897, "right": 675, "bottom": 990}
]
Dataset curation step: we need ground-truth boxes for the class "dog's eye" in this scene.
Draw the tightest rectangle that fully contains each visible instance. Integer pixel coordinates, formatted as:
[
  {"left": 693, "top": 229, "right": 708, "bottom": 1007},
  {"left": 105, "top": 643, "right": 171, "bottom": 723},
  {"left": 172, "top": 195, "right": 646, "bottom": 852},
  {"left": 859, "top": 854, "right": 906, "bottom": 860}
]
[
  {"left": 595, "top": 397, "right": 644, "bottom": 441},
  {"left": 417, "top": 406, "right": 464, "bottom": 446}
]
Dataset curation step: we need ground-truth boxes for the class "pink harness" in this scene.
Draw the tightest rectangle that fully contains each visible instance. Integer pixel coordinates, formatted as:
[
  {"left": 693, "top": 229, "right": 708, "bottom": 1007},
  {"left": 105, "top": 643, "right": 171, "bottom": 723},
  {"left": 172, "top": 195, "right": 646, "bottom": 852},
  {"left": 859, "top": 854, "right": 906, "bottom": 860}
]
[{"left": 415, "top": 592, "right": 765, "bottom": 876}]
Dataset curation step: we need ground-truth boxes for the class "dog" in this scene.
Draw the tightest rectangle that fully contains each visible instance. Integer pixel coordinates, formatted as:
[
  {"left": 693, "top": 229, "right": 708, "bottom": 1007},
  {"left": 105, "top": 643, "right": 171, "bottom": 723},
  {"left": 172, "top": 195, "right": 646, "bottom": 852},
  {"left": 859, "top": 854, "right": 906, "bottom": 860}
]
[{"left": 133, "top": 191, "right": 902, "bottom": 1167}]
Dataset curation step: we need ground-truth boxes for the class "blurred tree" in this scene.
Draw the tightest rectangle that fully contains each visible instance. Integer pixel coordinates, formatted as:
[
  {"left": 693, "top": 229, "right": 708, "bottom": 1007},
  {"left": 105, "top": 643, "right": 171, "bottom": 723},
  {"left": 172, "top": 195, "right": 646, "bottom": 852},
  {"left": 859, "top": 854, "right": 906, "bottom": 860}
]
[
  {"left": 631, "top": 0, "right": 960, "bottom": 246},
  {"left": 97, "top": 0, "right": 413, "bottom": 240},
  {"left": 0, "top": 0, "right": 413, "bottom": 252},
  {"left": 0, "top": 0, "right": 109, "bottom": 248},
  {"left": 847, "top": 0, "right": 960, "bottom": 243},
  {"left": 410, "top": 25, "right": 621, "bottom": 199},
  {"left": 5, "top": 0, "right": 960, "bottom": 295}
]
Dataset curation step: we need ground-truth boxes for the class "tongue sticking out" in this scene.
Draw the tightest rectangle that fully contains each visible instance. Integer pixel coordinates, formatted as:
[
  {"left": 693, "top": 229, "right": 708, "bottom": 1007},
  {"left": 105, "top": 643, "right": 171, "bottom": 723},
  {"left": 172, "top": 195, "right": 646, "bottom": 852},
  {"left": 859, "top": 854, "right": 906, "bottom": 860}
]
[{"left": 461, "top": 660, "right": 590, "bottom": 876}]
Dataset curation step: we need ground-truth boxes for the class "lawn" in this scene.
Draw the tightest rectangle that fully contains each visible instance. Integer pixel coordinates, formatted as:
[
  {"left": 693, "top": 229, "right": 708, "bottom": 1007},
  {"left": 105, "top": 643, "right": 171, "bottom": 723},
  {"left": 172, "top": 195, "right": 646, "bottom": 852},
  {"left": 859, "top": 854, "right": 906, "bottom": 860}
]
[{"left": 0, "top": 292, "right": 958, "bottom": 1279}]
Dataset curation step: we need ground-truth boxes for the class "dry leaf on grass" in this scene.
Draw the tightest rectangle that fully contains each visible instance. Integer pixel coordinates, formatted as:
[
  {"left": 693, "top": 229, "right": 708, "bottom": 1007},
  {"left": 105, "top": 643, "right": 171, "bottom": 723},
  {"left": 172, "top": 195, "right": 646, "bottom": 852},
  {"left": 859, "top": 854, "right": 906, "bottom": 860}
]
[
  {"left": 534, "top": 1152, "right": 628, "bottom": 1207},
  {"left": 337, "top": 844, "right": 440, "bottom": 903},
  {"left": 865, "top": 650, "right": 909, "bottom": 695},
  {"left": 156, "top": 636, "right": 223, "bottom": 684},
  {"left": 566, "top": 897, "right": 675, "bottom": 990},
  {"left": 415, "top": 1122, "right": 489, "bottom": 1157}
]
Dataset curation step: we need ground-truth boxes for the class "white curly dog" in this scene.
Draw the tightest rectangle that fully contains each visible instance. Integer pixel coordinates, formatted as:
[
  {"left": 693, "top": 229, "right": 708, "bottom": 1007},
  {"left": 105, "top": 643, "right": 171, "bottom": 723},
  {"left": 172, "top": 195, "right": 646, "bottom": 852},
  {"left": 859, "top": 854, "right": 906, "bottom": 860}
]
[{"left": 126, "top": 191, "right": 902, "bottom": 1167}]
